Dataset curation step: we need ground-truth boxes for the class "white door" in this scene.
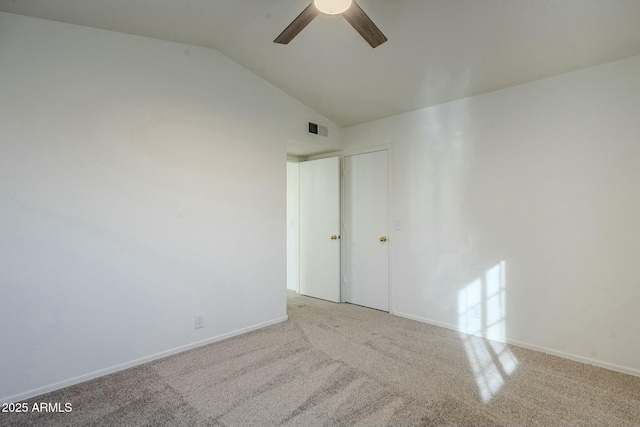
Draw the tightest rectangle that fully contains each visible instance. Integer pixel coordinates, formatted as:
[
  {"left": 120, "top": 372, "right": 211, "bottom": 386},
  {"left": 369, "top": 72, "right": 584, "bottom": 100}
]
[
  {"left": 299, "top": 157, "right": 341, "bottom": 302},
  {"left": 344, "top": 150, "right": 389, "bottom": 311},
  {"left": 286, "top": 162, "right": 300, "bottom": 292}
]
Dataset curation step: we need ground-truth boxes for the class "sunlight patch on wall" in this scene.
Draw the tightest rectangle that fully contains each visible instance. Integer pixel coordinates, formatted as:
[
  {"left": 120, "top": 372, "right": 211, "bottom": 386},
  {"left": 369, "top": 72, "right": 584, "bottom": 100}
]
[{"left": 457, "top": 261, "right": 518, "bottom": 403}]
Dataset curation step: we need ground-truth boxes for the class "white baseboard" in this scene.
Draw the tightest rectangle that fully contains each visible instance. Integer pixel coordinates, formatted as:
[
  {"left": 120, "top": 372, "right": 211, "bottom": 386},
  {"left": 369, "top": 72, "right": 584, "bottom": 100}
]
[
  {"left": 1, "top": 315, "right": 288, "bottom": 405},
  {"left": 393, "top": 311, "right": 640, "bottom": 378}
]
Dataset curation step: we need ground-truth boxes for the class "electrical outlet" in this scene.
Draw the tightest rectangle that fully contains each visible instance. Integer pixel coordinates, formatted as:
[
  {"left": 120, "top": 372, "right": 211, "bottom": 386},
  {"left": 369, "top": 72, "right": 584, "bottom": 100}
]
[
  {"left": 471, "top": 306, "right": 480, "bottom": 319},
  {"left": 195, "top": 314, "right": 204, "bottom": 329}
]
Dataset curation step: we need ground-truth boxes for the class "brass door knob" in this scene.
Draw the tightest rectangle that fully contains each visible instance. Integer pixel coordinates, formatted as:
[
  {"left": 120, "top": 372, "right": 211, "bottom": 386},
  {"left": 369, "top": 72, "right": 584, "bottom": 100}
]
[
  {"left": 331, "top": 235, "right": 340, "bottom": 240},
  {"left": 380, "top": 236, "right": 387, "bottom": 242}
]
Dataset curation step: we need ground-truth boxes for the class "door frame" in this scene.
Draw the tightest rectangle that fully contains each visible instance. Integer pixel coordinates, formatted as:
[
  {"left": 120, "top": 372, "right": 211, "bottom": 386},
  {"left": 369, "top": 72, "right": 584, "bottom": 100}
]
[{"left": 340, "top": 144, "right": 393, "bottom": 313}]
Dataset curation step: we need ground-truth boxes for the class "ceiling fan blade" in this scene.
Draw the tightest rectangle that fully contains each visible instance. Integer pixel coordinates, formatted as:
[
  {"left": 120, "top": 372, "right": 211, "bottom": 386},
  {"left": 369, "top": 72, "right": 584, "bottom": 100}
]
[
  {"left": 342, "top": 1, "right": 387, "bottom": 48},
  {"left": 274, "top": 3, "right": 320, "bottom": 44}
]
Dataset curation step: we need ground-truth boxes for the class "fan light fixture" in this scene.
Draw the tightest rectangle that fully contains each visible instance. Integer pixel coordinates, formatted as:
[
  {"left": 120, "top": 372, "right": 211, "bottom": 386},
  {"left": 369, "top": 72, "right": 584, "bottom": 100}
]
[
  {"left": 274, "top": 0, "right": 387, "bottom": 48},
  {"left": 313, "top": 0, "right": 353, "bottom": 15}
]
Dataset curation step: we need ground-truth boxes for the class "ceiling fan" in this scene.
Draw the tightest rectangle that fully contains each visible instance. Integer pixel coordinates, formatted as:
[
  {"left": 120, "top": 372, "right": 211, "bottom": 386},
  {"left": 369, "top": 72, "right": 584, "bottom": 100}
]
[{"left": 274, "top": 0, "right": 387, "bottom": 48}]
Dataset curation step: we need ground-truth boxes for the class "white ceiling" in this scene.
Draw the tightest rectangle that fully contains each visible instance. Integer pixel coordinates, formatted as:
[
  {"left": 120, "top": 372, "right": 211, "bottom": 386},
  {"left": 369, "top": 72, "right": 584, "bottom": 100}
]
[{"left": 2, "top": 0, "right": 640, "bottom": 128}]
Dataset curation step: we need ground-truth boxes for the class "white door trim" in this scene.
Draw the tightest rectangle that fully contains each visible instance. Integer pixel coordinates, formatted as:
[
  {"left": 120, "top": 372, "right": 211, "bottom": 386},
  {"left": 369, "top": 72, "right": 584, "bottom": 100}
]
[{"left": 341, "top": 144, "right": 393, "bottom": 313}]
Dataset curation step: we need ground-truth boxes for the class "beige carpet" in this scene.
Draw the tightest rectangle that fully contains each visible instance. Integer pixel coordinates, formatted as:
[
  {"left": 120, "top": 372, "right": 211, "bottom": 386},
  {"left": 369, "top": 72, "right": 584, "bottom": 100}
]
[{"left": 3, "top": 291, "right": 640, "bottom": 426}]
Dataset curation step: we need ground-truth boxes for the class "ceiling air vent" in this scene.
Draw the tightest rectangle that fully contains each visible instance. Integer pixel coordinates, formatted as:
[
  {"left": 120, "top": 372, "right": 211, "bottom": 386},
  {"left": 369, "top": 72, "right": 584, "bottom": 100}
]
[{"left": 309, "top": 122, "right": 329, "bottom": 137}]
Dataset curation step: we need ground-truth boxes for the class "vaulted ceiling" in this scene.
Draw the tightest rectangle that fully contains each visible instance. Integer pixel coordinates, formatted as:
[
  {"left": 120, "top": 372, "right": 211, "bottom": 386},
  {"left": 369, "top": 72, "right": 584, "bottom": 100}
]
[{"left": 2, "top": 0, "right": 640, "bottom": 128}]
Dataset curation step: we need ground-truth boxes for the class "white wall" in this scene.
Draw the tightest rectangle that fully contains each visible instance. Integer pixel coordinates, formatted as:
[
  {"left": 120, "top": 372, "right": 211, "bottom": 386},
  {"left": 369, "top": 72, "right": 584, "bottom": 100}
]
[
  {"left": 286, "top": 162, "right": 300, "bottom": 292},
  {"left": 0, "top": 12, "right": 341, "bottom": 403},
  {"left": 343, "top": 55, "right": 640, "bottom": 375}
]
